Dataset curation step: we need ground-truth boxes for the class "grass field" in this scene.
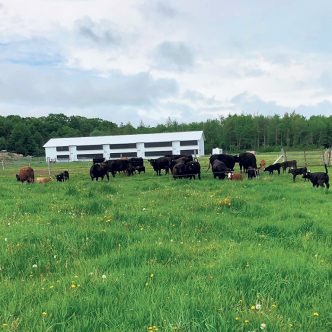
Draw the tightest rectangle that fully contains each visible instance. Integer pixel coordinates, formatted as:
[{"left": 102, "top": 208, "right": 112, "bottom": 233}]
[{"left": 0, "top": 156, "right": 331, "bottom": 331}]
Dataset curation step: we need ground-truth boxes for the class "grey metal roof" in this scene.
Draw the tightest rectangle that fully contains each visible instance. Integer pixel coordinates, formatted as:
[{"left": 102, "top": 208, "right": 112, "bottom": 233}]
[{"left": 43, "top": 131, "right": 204, "bottom": 148}]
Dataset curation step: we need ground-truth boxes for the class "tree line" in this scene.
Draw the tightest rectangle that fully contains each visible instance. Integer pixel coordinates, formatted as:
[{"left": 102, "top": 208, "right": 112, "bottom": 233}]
[{"left": 0, "top": 112, "right": 331, "bottom": 156}]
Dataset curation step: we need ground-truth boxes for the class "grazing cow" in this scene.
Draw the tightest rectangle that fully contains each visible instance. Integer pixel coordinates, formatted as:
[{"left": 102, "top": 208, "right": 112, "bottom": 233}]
[
  {"left": 56, "top": 170, "right": 70, "bottom": 182},
  {"left": 228, "top": 172, "right": 243, "bottom": 180},
  {"left": 302, "top": 164, "right": 329, "bottom": 189},
  {"left": 170, "top": 156, "right": 193, "bottom": 173},
  {"left": 90, "top": 163, "right": 109, "bottom": 181},
  {"left": 135, "top": 165, "right": 145, "bottom": 174},
  {"left": 289, "top": 167, "right": 307, "bottom": 182},
  {"left": 35, "top": 177, "right": 52, "bottom": 184},
  {"left": 208, "top": 154, "right": 237, "bottom": 171},
  {"left": 264, "top": 163, "right": 282, "bottom": 175},
  {"left": 247, "top": 166, "right": 259, "bottom": 179},
  {"left": 237, "top": 152, "right": 257, "bottom": 173},
  {"left": 212, "top": 159, "right": 232, "bottom": 179},
  {"left": 105, "top": 159, "right": 129, "bottom": 177},
  {"left": 173, "top": 160, "right": 201, "bottom": 179},
  {"left": 16, "top": 166, "right": 34, "bottom": 183},
  {"left": 280, "top": 160, "right": 297, "bottom": 173},
  {"left": 149, "top": 157, "right": 171, "bottom": 176}
]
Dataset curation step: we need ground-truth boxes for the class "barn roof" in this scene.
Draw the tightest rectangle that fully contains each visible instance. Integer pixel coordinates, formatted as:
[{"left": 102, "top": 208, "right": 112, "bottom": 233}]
[{"left": 43, "top": 131, "right": 205, "bottom": 148}]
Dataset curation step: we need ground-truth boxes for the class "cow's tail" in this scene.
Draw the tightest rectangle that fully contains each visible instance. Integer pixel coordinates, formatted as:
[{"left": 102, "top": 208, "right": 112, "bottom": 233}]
[{"left": 325, "top": 163, "right": 328, "bottom": 174}]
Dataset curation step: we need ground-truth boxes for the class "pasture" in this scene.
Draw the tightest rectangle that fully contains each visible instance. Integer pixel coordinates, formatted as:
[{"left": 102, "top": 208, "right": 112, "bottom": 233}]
[{"left": 0, "top": 156, "right": 331, "bottom": 331}]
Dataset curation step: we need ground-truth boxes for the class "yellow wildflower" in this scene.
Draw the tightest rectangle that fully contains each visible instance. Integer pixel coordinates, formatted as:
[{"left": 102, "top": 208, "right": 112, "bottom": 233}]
[
  {"left": 313, "top": 312, "right": 319, "bottom": 317},
  {"left": 70, "top": 283, "right": 76, "bottom": 289},
  {"left": 42, "top": 312, "right": 47, "bottom": 317},
  {"left": 250, "top": 305, "right": 255, "bottom": 310},
  {"left": 244, "top": 319, "right": 249, "bottom": 324}
]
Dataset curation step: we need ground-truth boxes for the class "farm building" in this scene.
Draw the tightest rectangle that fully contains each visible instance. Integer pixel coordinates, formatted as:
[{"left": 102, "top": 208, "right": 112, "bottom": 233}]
[{"left": 43, "top": 131, "right": 205, "bottom": 162}]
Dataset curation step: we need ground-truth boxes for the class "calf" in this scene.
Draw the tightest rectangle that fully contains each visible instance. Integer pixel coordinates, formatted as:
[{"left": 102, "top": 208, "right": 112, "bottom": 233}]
[
  {"left": 264, "top": 163, "right": 281, "bottom": 175},
  {"left": 56, "top": 171, "right": 70, "bottom": 182},
  {"left": 35, "top": 177, "right": 52, "bottom": 184},
  {"left": 302, "top": 165, "right": 329, "bottom": 189},
  {"left": 289, "top": 167, "right": 307, "bottom": 182},
  {"left": 228, "top": 172, "right": 243, "bottom": 180}
]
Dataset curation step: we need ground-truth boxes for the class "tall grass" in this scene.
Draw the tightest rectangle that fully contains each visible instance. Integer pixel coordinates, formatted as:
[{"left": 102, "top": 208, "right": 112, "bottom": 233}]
[{"left": 0, "top": 159, "right": 331, "bottom": 331}]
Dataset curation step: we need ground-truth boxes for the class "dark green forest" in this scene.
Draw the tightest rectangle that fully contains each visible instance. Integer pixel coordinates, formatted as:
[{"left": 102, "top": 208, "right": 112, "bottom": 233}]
[{"left": 0, "top": 112, "right": 331, "bottom": 156}]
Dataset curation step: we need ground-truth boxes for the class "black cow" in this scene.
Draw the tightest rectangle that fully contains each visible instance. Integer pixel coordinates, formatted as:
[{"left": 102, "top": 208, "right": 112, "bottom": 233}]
[
  {"left": 289, "top": 167, "right": 307, "bottom": 182},
  {"left": 135, "top": 165, "right": 146, "bottom": 174},
  {"left": 208, "top": 154, "right": 237, "bottom": 171},
  {"left": 149, "top": 157, "right": 171, "bottom": 176},
  {"left": 129, "top": 157, "right": 144, "bottom": 167},
  {"left": 302, "top": 165, "right": 329, "bottom": 189},
  {"left": 264, "top": 163, "right": 281, "bottom": 175},
  {"left": 170, "top": 156, "right": 193, "bottom": 173},
  {"left": 281, "top": 160, "right": 297, "bottom": 173},
  {"left": 56, "top": 170, "right": 70, "bottom": 182},
  {"left": 247, "top": 166, "right": 258, "bottom": 179},
  {"left": 63, "top": 170, "right": 69, "bottom": 180},
  {"left": 212, "top": 159, "right": 231, "bottom": 179},
  {"left": 90, "top": 163, "right": 109, "bottom": 181},
  {"left": 237, "top": 152, "right": 257, "bottom": 173},
  {"left": 173, "top": 161, "right": 201, "bottom": 180},
  {"left": 93, "top": 157, "right": 105, "bottom": 164},
  {"left": 105, "top": 159, "right": 129, "bottom": 177}
]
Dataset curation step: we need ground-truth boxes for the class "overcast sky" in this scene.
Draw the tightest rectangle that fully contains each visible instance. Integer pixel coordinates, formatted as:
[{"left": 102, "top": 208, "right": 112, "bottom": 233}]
[{"left": 0, "top": 0, "right": 331, "bottom": 126}]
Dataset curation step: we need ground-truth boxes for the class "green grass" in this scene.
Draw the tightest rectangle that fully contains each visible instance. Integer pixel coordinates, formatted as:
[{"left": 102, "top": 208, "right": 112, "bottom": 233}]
[{"left": 0, "top": 157, "right": 331, "bottom": 331}]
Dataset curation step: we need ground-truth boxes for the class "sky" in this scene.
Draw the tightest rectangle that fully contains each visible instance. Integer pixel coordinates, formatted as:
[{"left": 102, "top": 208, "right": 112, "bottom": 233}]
[{"left": 0, "top": 0, "right": 331, "bottom": 126}]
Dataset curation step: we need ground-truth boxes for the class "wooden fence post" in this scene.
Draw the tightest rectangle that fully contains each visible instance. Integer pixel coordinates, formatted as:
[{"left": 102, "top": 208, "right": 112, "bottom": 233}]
[{"left": 47, "top": 157, "right": 51, "bottom": 178}]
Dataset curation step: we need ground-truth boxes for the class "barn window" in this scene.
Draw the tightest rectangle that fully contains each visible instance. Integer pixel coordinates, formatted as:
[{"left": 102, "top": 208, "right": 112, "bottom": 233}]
[
  {"left": 110, "top": 152, "right": 137, "bottom": 158},
  {"left": 180, "top": 149, "right": 196, "bottom": 155},
  {"left": 109, "top": 143, "right": 137, "bottom": 149},
  {"left": 145, "top": 150, "right": 172, "bottom": 157},
  {"left": 57, "top": 155, "right": 69, "bottom": 159},
  {"left": 76, "top": 145, "right": 103, "bottom": 151},
  {"left": 77, "top": 153, "right": 104, "bottom": 160},
  {"left": 180, "top": 140, "right": 198, "bottom": 146},
  {"left": 144, "top": 141, "right": 172, "bottom": 148},
  {"left": 56, "top": 146, "right": 69, "bottom": 151}
]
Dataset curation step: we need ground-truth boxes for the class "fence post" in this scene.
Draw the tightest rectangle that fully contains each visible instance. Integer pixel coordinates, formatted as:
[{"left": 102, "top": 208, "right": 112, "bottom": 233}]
[
  {"left": 281, "top": 147, "right": 286, "bottom": 162},
  {"left": 47, "top": 157, "right": 51, "bottom": 178},
  {"left": 1, "top": 160, "right": 4, "bottom": 170}
]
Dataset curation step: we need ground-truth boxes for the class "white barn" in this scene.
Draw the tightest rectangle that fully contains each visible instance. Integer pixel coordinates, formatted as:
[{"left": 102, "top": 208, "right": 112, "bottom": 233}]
[{"left": 43, "top": 131, "right": 205, "bottom": 162}]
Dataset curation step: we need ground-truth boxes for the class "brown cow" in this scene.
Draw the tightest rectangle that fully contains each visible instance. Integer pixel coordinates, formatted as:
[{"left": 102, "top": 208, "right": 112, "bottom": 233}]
[
  {"left": 259, "top": 160, "right": 266, "bottom": 170},
  {"left": 16, "top": 167, "right": 34, "bottom": 183}
]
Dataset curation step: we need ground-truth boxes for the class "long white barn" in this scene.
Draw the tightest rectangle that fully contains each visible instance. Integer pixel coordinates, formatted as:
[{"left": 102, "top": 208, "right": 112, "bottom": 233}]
[{"left": 43, "top": 131, "right": 205, "bottom": 162}]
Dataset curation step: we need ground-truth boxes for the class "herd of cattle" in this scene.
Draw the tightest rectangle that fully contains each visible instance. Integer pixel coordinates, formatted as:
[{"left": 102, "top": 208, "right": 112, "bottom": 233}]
[{"left": 15, "top": 152, "right": 330, "bottom": 189}]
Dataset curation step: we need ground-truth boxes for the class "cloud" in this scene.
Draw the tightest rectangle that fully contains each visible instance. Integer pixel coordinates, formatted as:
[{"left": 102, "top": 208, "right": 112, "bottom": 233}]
[
  {"left": 140, "top": 1, "right": 178, "bottom": 20},
  {"left": 0, "top": 63, "right": 178, "bottom": 109},
  {"left": 153, "top": 41, "right": 195, "bottom": 71},
  {"left": 75, "top": 17, "right": 121, "bottom": 48}
]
